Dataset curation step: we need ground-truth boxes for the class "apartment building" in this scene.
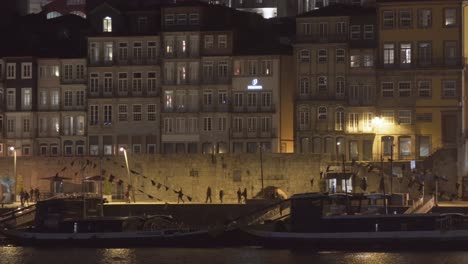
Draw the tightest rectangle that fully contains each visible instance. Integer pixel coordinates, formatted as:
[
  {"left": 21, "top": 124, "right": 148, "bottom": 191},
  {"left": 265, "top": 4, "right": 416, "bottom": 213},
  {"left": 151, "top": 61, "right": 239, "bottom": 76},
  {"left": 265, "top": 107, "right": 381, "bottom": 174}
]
[
  {"left": 3, "top": 57, "right": 37, "bottom": 157},
  {"left": 376, "top": 0, "right": 462, "bottom": 162},
  {"left": 87, "top": 3, "right": 161, "bottom": 156},
  {"left": 294, "top": 5, "right": 377, "bottom": 164}
]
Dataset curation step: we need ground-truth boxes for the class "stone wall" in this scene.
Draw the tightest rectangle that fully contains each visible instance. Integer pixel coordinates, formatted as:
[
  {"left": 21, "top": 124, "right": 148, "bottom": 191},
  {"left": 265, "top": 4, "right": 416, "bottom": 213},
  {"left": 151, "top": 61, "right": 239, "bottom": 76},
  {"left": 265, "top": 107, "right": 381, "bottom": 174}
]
[{"left": 0, "top": 153, "right": 457, "bottom": 203}]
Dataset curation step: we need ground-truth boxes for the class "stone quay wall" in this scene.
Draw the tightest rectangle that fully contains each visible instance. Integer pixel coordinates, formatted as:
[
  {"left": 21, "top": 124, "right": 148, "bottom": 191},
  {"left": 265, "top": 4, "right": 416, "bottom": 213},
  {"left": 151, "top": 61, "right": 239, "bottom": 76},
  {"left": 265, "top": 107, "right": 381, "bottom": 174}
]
[{"left": 0, "top": 153, "right": 397, "bottom": 203}]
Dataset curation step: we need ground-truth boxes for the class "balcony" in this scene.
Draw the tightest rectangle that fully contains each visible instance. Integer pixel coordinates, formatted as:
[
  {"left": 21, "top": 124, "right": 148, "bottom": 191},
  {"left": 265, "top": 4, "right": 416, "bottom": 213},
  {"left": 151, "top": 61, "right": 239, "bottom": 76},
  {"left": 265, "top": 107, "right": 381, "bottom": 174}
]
[
  {"left": 376, "top": 57, "right": 465, "bottom": 70},
  {"left": 61, "top": 78, "right": 86, "bottom": 85},
  {"left": 295, "top": 34, "right": 348, "bottom": 44}
]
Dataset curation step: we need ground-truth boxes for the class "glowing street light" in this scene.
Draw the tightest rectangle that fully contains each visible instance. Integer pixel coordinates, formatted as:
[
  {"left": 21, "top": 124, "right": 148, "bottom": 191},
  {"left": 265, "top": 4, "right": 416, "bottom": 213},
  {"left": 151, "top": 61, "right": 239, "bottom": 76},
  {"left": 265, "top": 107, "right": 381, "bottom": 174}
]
[
  {"left": 119, "top": 147, "right": 135, "bottom": 202},
  {"left": 9, "top": 147, "right": 17, "bottom": 202}
]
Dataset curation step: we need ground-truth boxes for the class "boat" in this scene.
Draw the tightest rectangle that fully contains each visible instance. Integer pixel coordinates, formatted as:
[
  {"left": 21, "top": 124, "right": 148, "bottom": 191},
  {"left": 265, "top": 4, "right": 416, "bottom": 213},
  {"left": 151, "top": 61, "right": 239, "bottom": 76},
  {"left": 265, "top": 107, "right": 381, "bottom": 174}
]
[
  {"left": 242, "top": 193, "right": 468, "bottom": 250},
  {"left": 0, "top": 197, "right": 218, "bottom": 247}
]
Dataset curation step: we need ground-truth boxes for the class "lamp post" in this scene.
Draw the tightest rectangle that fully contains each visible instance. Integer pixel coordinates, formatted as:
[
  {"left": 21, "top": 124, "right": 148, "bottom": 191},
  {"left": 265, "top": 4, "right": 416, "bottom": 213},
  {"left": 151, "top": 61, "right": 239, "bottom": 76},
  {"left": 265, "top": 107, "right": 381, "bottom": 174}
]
[
  {"left": 389, "top": 143, "right": 394, "bottom": 195},
  {"left": 119, "top": 147, "right": 135, "bottom": 203},
  {"left": 9, "top": 147, "right": 17, "bottom": 202},
  {"left": 380, "top": 139, "right": 388, "bottom": 215},
  {"left": 258, "top": 143, "right": 264, "bottom": 193},
  {"left": 336, "top": 142, "right": 347, "bottom": 194}
]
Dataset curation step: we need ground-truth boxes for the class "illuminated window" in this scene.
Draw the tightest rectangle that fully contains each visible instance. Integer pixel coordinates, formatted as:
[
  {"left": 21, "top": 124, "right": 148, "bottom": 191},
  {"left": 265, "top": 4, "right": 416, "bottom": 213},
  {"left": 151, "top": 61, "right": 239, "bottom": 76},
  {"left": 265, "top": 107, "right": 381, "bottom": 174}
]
[
  {"left": 384, "top": 43, "right": 395, "bottom": 64},
  {"left": 400, "top": 43, "right": 411, "bottom": 64},
  {"left": 350, "top": 55, "right": 360, "bottom": 68},
  {"left": 444, "top": 8, "right": 457, "bottom": 26},
  {"left": 103, "top": 16, "right": 112, "bottom": 32}
]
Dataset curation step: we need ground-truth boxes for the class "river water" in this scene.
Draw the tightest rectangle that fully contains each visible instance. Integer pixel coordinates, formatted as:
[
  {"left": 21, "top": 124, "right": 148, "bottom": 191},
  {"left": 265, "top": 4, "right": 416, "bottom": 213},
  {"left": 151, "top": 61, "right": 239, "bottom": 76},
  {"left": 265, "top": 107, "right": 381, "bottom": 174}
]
[{"left": 0, "top": 246, "right": 467, "bottom": 264}]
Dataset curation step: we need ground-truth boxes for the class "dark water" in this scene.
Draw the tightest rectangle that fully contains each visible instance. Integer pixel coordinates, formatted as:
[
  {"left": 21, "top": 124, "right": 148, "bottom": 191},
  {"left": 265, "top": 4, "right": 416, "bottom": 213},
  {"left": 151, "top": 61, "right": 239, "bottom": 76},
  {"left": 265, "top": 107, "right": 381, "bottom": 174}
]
[{"left": 1, "top": 246, "right": 467, "bottom": 264}]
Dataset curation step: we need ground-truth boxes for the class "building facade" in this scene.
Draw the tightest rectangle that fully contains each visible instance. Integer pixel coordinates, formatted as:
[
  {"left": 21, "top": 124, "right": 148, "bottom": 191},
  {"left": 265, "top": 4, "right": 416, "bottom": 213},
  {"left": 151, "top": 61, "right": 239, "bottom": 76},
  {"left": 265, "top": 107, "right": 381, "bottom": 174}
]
[
  {"left": 294, "top": 5, "right": 377, "bottom": 167},
  {"left": 87, "top": 3, "right": 161, "bottom": 156},
  {"left": 376, "top": 0, "right": 462, "bottom": 167}
]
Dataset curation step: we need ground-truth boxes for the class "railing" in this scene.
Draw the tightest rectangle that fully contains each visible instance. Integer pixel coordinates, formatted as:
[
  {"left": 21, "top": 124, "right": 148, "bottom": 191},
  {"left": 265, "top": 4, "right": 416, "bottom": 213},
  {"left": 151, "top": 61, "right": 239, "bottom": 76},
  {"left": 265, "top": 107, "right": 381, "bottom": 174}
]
[
  {"left": 227, "top": 199, "right": 291, "bottom": 230},
  {"left": 376, "top": 58, "right": 465, "bottom": 70},
  {"left": 0, "top": 204, "right": 36, "bottom": 228},
  {"left": 295, "top": 34, "right": 348, "bottom": 44}
]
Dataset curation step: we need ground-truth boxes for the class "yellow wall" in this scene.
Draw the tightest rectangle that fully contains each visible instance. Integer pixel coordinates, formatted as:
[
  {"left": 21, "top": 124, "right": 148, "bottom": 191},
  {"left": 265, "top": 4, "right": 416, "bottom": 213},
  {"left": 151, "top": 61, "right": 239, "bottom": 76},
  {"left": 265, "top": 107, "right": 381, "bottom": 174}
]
[{"left": 280, "top": 55, "right": 295, "bottom": 153}]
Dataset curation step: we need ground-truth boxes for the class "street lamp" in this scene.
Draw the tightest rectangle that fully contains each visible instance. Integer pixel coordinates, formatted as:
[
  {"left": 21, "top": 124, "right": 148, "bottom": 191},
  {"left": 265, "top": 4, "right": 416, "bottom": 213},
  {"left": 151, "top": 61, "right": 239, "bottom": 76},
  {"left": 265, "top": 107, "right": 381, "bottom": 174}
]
[
  {"left": 258, "top": 143, "right": 264, "bottom": 193},
  {"left": 9, "top": 147, "right": 17, "bottom": 202},
  {"left": 336, "top": 142, "right": 347, "bottom": 194},
  {"left": 119, "top": 147, "right": 135, "bottom": 203}
]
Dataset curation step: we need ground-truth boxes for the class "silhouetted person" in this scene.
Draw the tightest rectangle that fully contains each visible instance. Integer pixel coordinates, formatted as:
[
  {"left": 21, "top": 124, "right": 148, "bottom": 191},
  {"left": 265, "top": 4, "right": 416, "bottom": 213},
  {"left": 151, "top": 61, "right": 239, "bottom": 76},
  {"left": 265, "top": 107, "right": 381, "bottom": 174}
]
[
  {"left": 24, "top": 191, "right": 30, "bottom": 206},
  {"left": 237, "top": 188, "right": 242, "bottom": 204},
  {"left": 125, "top": 185, "right": 131, "bottom": 203},
  {"left": 19, "top": 189, "right": 25, "bottom": 207},
  {"left": 29, "top": 188, "right": 34, "bottom": 203},
  {"left": 176, "top": 188, "right": 185, "bottom": 203},
  {"left": 206, "top": 186, "right": 212, "bottom": 203},
  {"left": 242, "top": 188, "right": 248, "bottom": 203},
  {"left": 219, "top": 190, "right": 224, "bottom": 203},
  {"left": 34, "top": 188, "right": 40, "bottom": 202}
]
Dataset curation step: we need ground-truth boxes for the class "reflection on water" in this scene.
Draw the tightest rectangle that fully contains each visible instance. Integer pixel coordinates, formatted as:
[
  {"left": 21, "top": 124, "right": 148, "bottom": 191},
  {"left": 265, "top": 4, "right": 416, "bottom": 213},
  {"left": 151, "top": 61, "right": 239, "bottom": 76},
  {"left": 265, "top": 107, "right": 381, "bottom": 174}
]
[
  {"left": 1, "top": 246, "right": 468, "bottom": 264},
  {"left": 99, "top": 249, "right": 135, "bottom": 264}
]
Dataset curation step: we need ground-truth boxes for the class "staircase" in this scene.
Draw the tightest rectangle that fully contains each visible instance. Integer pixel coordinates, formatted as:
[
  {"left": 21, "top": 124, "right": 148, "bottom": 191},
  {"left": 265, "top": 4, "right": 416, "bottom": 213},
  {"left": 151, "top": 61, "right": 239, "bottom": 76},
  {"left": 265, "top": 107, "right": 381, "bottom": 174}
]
[
  {"left": 0, "top": 204, "right": 36, "bottom": 228},
  {"left": 404, "top": 195, "right": 435, "bottom": 214},
  {"left": 228, "top": 199, "right": 291, "bottom": 229}
]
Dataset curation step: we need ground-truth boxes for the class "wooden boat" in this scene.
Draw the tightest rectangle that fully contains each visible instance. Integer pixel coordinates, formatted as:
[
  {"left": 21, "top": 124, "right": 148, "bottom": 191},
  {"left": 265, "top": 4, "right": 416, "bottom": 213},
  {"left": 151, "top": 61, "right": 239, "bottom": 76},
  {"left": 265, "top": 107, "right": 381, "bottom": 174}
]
[
  {"left": 0, "top": 197, "right": 218, "bottom": 247},
  {"left": 243, "top": 193, "right": 468, "bottom": 250}
]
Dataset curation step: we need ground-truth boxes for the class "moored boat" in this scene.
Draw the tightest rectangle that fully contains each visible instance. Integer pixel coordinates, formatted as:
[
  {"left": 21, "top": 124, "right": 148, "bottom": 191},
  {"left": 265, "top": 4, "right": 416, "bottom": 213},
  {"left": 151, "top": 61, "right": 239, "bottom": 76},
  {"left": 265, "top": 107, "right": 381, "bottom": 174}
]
[
  {"left": 0, "top": 197, "right": 219, "bottom": 247},
  {"left": 243, "top": 193, "right": 468, "bottom": 250}
]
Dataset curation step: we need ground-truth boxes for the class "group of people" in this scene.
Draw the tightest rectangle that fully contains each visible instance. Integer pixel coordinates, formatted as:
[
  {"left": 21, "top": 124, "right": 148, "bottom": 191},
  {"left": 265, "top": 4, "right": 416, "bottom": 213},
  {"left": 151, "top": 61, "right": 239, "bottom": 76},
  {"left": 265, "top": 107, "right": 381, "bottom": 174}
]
[
  {"left": 205, "top": 187, "right": 248, "bottom": 204},
  {"left": 205, "top": 187, "right": 225, "bottom": 203},
  {"left": 19, "top": 188, "right": 40, "bottom": 207}
]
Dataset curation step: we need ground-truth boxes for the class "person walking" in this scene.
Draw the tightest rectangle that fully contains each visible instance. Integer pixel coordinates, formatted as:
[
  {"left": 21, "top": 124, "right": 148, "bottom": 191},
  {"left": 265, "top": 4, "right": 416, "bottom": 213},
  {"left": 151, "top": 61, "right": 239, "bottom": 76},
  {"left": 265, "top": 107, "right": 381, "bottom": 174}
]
[
  {"left": 206, "top": 186, "right": 212, "bottom": 203},
  {"left": 24, "top": 191, "right": 30, "bottom": 206},
  {"left": 19, "top": 189, "right": 24, "bottom": 207},
  {"left": 125, "top": 185, "right": 131, "bottom": 203},
  {"left": 242, "top": 188, "right": 248, "bottom": 203},
  {"left": 237, "top": 188, "right": 242, "bottom": 204},
  {"left": 219, "top": 189, "right": 224, "bottom": 204},
  {"left": 34, "top": 188, "right": 40, "bottom": 202},
  {"left": 176, "top": 188, "right": 185, "bottom": 203},
  {"left": 29, "top": 188, "right": 34, "bottom": 203}
]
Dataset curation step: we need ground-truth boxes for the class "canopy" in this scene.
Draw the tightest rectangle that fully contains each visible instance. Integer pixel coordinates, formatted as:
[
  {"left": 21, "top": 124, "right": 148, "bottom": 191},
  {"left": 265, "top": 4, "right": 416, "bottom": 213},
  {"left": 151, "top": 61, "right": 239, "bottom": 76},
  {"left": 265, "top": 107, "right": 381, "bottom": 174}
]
[{"left": 40, "top": 175, "right": 72, "bottom": 181}]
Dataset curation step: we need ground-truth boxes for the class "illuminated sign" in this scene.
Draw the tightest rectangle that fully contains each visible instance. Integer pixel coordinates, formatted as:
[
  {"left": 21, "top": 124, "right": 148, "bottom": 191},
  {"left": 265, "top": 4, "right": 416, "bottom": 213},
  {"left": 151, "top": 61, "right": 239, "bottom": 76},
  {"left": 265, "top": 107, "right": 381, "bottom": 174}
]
[{"left": 247, "top": 79, "right": 262, "bottom": 90}]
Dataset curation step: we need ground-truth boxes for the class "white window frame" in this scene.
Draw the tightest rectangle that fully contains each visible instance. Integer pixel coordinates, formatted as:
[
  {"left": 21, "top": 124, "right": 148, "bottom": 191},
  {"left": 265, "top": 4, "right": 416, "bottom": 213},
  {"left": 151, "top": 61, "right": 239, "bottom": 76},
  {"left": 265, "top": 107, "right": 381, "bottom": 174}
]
[
  {"left": 398, "top": 82, "right": 411, "bottom": 97},
  {"left": 21, "top": 62, "right": 32, "bottom": 79},
  {"left": 398, "top": 110, "right": 412, "bottom": 124}
]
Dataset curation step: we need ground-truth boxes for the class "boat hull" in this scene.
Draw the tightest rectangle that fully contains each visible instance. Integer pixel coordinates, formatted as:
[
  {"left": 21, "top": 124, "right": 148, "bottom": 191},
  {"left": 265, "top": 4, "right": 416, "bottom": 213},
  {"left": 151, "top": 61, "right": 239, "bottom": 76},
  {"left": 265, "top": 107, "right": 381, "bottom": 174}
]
[
  {"left": 1, "top": 229, "right": 222, "bottom": 248},
  {"left": 244, "top": 228, "right": 468, "bottom": 250}
]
